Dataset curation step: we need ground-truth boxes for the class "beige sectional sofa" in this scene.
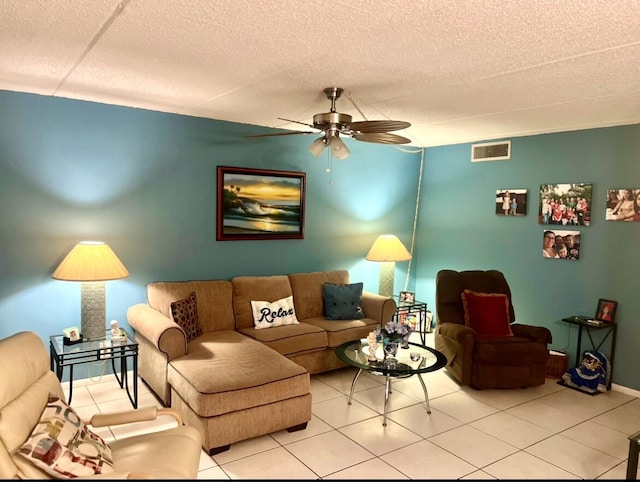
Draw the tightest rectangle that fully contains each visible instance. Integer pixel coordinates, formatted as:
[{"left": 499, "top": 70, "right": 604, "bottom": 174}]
[{"left": 127, "top": 269, "right": 396, "bottom": 455}]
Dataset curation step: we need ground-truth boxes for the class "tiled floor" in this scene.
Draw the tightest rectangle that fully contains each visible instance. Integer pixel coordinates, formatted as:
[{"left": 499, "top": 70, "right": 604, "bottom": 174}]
[{"left": 65, "top": 333, "right": 640, "bottom": 479}]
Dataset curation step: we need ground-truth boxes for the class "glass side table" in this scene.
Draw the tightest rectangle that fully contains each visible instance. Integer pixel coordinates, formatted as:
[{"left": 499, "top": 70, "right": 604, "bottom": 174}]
[
  {"left": 49, "top": 330, "right": 138, "bottom": 408},
  {"left": 393, "top": 296, "right": 430, "bottom": 345}
]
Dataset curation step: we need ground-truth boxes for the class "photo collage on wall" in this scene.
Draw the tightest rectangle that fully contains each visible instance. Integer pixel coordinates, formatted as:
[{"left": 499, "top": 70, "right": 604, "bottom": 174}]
[
  {"left": 497, "top": 182, "right": 638, "bottom": 261},
  {"left": 538, "top": 183, "right": 591, "bottom": 261}
]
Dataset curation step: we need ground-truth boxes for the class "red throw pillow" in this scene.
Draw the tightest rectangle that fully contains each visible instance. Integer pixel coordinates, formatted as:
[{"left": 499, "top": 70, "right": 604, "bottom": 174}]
[{"left": 461, "top": 289, "right": 513, "bottom": 338}]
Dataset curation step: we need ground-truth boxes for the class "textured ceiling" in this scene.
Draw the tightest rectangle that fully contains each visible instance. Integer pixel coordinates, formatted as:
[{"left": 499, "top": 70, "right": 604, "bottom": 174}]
[{"left": 2, "top": 0, "right": 640, "bottom": 147}]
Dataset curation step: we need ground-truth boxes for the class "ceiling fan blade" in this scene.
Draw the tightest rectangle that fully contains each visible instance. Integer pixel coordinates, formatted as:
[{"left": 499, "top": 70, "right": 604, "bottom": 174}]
[
  {"left": 352, "top": 132, "right": 412, "bottom": 144},
  {"left": 244, "top": 131, "right": 316, "bottom": 138},
  {"left": 349, "top": 120, "right": 411, "bottom": 133}
]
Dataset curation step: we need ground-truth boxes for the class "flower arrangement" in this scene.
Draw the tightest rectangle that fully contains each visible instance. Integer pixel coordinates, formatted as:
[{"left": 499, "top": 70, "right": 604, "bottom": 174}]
[{"left": 378, "top": 320, "right": 412, "bottom": 343}]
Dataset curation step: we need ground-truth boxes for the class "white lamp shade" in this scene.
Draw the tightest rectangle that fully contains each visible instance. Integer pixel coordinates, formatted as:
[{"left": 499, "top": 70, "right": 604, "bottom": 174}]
[
  {"left": 365, "top": 235, "right": 412, "bottom": 262},
  {"left": 329, "top": 136, "right": 350, "bottom": 160},
  {"left": 53, "top": 241, "right": 129, "bottom": 281}
]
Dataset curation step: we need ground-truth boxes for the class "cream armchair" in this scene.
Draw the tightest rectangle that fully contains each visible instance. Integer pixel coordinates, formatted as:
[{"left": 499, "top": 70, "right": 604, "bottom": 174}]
[{"left": 0, "top": 331, "right": 202, "bottom": 479}]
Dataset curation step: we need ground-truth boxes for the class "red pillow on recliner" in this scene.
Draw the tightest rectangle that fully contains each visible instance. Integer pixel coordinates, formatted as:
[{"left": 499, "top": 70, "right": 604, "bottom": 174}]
[{"left": 461, "top": 289, "right": 514, "bottom": 338}]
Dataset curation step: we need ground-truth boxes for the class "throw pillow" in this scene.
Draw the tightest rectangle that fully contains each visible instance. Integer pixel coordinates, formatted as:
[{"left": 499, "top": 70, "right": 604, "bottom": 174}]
[
  {"left": 19, "top": 393, "right": 114, "bottom": 478},
  {"left": 322, "top": 282, "right": 364, "bottom": 320},
  {"left": 251, "top": 295, "right": 300, "bottom": 329},
  {"left": 170, "top": 291, "right": 203, "bottom": 342},
  {"left": 461, "top": 289, "right": 513, "bottom": 338}
]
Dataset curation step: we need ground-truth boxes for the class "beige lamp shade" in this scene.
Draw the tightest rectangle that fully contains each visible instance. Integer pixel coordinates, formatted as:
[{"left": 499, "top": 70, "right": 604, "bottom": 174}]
[
  {"left": 365, "top": 235, "right": 412, "bottom": 262},
  {"left": 53, "top": 241, "right": 129, "bottom": 281},
  {"left": 53, "top": 241, "right": 129, "bottom": 340},
  {"left": 365, "top": 235, "right": 411, "bottom": 298}
]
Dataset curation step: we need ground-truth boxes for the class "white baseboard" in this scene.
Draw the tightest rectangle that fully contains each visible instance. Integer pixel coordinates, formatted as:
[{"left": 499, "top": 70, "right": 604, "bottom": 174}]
[{"left": 612, "top": 383, "right": 640, "bottom": 398}]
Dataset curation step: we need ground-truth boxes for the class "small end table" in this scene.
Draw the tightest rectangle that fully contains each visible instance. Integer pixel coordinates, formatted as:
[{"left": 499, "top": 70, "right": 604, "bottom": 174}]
[
  {"left": 393, "top": 296, "right": 430, "bottom": 345},
  {"left": 49, "top": 330, "right": 138, "bottom": 407}
]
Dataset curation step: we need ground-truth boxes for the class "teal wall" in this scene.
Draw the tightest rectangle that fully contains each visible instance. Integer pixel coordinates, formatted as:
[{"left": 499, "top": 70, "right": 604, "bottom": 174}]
[
  {"left": 415, "top": 127, "right": 640, "bottom": 390},
  {"left": 1, "top": 90, "right": 638, "bottom": 392},
  {"left": 0, "top": 91, "right": 421, "bottom": 380}
]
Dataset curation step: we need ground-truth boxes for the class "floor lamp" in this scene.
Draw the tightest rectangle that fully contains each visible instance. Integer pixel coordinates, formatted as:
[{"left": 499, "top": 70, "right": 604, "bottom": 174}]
[
  {"left": 365, "top": 234, "right": 412, "bottom": 298},
  {"left": 52, "top": 241, "right": 129, "bottom": 341}
]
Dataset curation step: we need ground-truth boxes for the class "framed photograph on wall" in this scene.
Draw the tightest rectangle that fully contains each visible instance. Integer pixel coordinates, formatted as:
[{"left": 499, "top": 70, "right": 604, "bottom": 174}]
[
  {"left": 605, "top": 188, "right": 640, "bottom": 222},
  {"left": 539, "top": 183, "right": 592, "bottom": 226},
  {"left": 542, "top": 229, "right": 580, "bottom": 260},
  {"left": 495, "top": 189, "right": 527, "bottom": 216},
  {"left": 595, "top": 299, "right": 617, "bottom": 323},
  {"left": 216, "top": 166, "right": 306, "bottom": 241}
]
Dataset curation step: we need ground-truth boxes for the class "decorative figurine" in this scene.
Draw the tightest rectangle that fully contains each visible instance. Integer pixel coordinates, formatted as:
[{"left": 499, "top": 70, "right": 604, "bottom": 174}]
[{"left": 366, "top": 331, "right": 378, "bottom": 361}]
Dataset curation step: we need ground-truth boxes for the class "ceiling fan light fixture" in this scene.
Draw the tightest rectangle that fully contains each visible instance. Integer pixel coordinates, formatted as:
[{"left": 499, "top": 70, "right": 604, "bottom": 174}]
[
  {"left": 308, "top": 137, "right": 327, "bottom": 157},
  {"left": 329, "top": 136, "right": 350, "bottom": 160}
]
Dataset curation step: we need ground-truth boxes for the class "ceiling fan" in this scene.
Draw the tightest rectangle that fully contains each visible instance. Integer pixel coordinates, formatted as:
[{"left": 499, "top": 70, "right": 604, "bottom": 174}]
[{"left": 246, "top": 87, "right": 412, "bottom": 160}]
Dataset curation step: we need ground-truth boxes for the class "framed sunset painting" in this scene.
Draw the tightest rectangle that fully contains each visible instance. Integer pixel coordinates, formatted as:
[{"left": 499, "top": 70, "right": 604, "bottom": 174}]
[{"left": 216, "top": 166, "right": 306, "bottom": 240}]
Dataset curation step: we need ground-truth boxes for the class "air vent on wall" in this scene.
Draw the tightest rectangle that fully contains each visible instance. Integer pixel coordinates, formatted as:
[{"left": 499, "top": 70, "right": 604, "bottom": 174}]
[{"left": 471, "top": 140, "right": 511, "bottom": 162}]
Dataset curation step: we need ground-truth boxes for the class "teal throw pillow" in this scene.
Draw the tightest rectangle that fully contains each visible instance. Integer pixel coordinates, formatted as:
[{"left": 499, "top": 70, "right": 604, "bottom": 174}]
[{"left": 323, "top": 282, "right": 364, "bottom": 320}]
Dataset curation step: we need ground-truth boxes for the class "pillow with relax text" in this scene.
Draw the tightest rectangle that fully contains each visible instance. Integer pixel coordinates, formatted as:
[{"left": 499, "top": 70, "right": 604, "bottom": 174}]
[
  {"left": 461, "top": 289, "right": 513, "bottom": 338},
  {"left": 322, "top": 282, "right": 364, "bottom": 320},
  {"left": 251, "top": 295, "right": 300, "bottom": 329},
  {"left": 19, "top": 393, "right": 114, "bottom": 478},
  {"left": 170, "top": 291, "right": 203, "bottom": 342}
]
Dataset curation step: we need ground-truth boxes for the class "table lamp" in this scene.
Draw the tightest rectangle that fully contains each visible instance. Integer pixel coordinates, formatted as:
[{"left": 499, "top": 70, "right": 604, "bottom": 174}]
[
  {"left": 365, "top": 234, "right": 411, "bottom": 297},
  {"left": 53, "top": 241, "right": 129, "bottom": 341}
]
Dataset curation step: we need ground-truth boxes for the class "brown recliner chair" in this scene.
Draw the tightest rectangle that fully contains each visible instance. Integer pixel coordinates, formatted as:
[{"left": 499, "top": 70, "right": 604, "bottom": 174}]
[{"left": 435, "top": 269, "right": 552, "bottom": 389}]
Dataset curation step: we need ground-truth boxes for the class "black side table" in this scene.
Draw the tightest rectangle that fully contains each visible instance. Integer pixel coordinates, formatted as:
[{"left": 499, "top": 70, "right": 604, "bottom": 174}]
[
  {"left": 560, "top": 316, "right": 617, "bottom": 390},
  {"left": 49, "top": 330, "right": 138, "bottom": 407},
  {"left": 393, "top": 297, "right": 430, "bottom": 345}
]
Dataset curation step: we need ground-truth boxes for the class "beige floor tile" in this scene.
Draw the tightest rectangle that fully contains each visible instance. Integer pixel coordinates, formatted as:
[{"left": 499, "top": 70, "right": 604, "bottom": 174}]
[
  {"left": 591, "top": 405, "right": 640, "bottom": 435},
  {"left": 312, "top": 394, "right": 379, "bottom": 428},
  {"left": 387, "top": 404, "right": 463, "bottom": 438},
  {"left": 284, "top": 431, "right": 374, "bottom": 477},
  {"left": 211, "top": 435, "right": 280, "bottom": 465},
  {"left": 196, "top": 465, "right": 230, "bottom": 479},
  {"left": 526, "top": 434, "right": 621, "bottom": 479},
  {"left": 380, "top": 439, "right": 477, "bottom": 479},
  {"left": 471, "top": 411, "right": 555, "bottom": 449},
  {"left": 482, "top": 451, "right": 580, "bottom": 479},
  {"left": 429, "top": 390, "right": 501, "bottom": 423},
  {"left": 351, "top": 382, "right": 421, "bottom": 414},
  {"left": 324, "top": 457, "right": 409, "bottom": 479},
  {"left": 220, "top": 446, "right": 318, "bottom": 479},
  {"left": 429, "top": 424, "right": 519, "bottom": 467},
  {"left": 506, "top": 399, "right": 586, "bottom": 432},
  {"left": 561, "top": 420, "right": 630, "bottom": 459},
  {"left": 271, "top": 414, "right": 334, "bottom": 444},
  {"left": 338, "top": 416, "right": 422, "bottom": 456}
]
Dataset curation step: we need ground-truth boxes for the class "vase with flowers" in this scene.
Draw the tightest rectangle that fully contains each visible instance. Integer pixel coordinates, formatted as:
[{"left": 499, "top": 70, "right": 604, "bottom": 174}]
[{"left": 378, "top": 320, "right": 412, "bottom": 352}]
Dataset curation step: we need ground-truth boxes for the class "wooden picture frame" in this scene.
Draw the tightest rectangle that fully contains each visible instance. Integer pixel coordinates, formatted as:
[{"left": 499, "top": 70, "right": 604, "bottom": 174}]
[
  {"left": 595, "top": 299, "right": 617, "bottom": 323},
  {"left": 216, "top": 166, "right": 306, "bottom": 241}
]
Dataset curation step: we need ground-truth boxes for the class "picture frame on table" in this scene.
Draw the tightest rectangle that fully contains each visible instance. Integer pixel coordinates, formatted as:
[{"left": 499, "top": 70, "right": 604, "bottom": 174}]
[
  {"left": 595, "top": 299, "right": 617, "bottom": 323},
  {"left": 399, "top": 291, "right": 415, "bottom": 303},
  {"left": 216, "top": 166, "right": 306, "bottom": 241}
]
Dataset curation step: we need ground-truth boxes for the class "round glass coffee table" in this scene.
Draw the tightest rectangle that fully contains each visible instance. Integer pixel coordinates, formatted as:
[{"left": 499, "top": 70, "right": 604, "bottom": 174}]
[{"left": 335, "top": 340, "right": 447, "bottom": 426}]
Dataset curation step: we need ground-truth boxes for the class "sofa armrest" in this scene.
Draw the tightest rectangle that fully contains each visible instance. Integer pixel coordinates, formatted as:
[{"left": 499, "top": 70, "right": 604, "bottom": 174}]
[
  {"left": 511, "top": 324, "right": 552, "bottom": 344},
  {"left": 127, "top": 304, "right": 187, "bottom": 361},
  {"left": 360, "top": 291, "right": 396, "bottom": 323},
  {"left": 438, "top": 321, "right": 478, "bottom": 344}
]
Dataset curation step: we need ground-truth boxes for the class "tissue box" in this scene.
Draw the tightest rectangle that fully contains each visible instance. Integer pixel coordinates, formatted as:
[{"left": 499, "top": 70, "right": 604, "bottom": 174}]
[{"left": 546, "top": 350, "right": 568, "bottom": 378}]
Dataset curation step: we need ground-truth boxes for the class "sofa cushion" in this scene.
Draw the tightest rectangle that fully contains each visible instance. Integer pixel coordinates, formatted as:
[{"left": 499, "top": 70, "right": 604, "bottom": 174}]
[
  {"left": 19, "top": 393, "right": 114, "bottom": 478},
  {"left": 251, "top": 295, "right": 300, "bottom": 329},
  {"left": 170, "top": 291, "right": 203, "bottom": 342},
  {"left": 237, "top": 322, "right": 327, "bottom": 357},
  {"left": 168, "top": 331, "right": 310, "bottom": 417},
  {"left": 288, "top": 270, "right": 350, "bottom": 320},
  {"left": 232, "top": 275, "right": 294, "bottom": 330},
  {"left": 303, "top": 316, "right": 380, "bottom": 348},
  {"left": 323, "top": 282, "right": 364, "bottom": 320},
  {"left": 461, "top": 289, "right": 513, "bottom": 338}
]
